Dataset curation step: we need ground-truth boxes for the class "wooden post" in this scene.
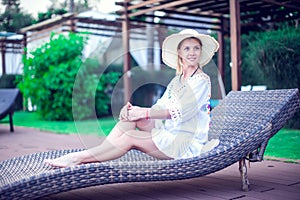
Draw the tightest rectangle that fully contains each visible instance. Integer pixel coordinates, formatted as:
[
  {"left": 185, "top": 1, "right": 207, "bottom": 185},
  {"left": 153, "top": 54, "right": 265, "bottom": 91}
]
[
  {"left": 230, "top": 0, "right": 242, "bottom": 91},
  {"left": 1, "top": 39, "right": 6, "bottom": 74},
  {"left": 217, "top": 17, "right": 225, "bottom": 88},
  {"left": 122, "top": 1, "right": 131, "bottom": 104},
  {"left": 22, "top": 32, "right": 27, "bottom": 57},
  {"left": 147, "top": 13, "right": 154, "bottom": 70}
]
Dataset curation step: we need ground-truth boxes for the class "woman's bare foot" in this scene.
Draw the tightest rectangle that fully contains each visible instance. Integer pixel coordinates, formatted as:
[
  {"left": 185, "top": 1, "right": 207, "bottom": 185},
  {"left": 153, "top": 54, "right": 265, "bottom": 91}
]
[{"left": 44, "top": 152, "right": 82, "bottom": 168}]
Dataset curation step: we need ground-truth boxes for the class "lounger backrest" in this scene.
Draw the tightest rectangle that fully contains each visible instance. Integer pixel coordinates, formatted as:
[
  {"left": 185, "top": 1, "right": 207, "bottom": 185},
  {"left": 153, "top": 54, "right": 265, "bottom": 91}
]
[
  {"left": 209, "top": 89, "right": 300, "bottom": 145},
  {"left": 0, "top": 89, "right": 20, "bottom": 119}
]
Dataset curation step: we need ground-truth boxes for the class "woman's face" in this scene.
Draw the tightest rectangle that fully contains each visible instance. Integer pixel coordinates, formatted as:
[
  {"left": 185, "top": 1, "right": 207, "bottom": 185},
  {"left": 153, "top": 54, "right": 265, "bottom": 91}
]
[{"left": 178, "top": 38, "right": 202, "bottom": 68}]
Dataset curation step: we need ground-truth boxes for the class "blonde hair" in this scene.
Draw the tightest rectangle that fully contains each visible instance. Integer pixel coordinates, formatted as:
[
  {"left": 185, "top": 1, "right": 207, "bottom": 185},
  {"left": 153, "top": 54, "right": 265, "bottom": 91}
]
[
  {"left": 176, "top": 37, "right": 202, "bottom": 75},
  {"left": 176, "top": 57, "right": 183, "bottom": 75}
]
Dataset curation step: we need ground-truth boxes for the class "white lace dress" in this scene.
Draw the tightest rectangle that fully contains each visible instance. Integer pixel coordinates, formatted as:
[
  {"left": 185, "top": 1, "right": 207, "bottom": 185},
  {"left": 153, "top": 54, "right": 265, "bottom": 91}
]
[{"left": 151, "top": 72, "right": 211, "bottom": 159}]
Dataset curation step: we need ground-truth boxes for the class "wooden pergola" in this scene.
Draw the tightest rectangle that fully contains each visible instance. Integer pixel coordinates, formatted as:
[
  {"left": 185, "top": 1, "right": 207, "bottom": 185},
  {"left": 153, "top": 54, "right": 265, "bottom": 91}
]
[{"left": 117, "top": 0, "right": 300, "bottom": 102}]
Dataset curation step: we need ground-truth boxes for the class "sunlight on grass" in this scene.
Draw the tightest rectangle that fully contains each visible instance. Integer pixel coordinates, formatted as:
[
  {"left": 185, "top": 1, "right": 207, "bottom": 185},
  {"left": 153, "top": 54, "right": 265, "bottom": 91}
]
[
  {"left": 265, "top": 129, "right": 300, "bottom": 160},
  {"left": 1, "top": 111, "right": 116, "bottom": 136}
]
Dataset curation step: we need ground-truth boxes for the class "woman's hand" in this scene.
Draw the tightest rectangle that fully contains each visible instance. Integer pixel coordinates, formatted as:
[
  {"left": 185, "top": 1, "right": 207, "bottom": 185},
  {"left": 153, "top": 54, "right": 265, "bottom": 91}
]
[
  {"left": 127, "top": 105, "right": 147, "bottom": 121},
  {"left": 119, "top": 102, "right": 132, "bottom": 121},
  {"left": 119, "top": 102, "right": 147, "bottom": 121}
]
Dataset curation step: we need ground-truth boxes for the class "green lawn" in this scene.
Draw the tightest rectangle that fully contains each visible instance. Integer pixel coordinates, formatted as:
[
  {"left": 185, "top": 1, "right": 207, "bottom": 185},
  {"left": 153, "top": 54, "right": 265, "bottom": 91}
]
[
  {"left": 0, "top": 111, "right": 116, "bottom": 136},
  {"left": 264, "top": 129, "right": 300, "bottom": 161},
  {"left": 1, "top": 111, "right": 299, "bottom": 161}
]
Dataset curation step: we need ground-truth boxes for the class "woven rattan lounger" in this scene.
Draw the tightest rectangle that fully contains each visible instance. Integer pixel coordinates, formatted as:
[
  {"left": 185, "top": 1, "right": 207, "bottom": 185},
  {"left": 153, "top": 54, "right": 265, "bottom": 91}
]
[
  {"left": 0, "top": 89, "right": 299, "bottom": 199},
  {"left": 0, "top": 89, "right": 20, "bottom": 132}
]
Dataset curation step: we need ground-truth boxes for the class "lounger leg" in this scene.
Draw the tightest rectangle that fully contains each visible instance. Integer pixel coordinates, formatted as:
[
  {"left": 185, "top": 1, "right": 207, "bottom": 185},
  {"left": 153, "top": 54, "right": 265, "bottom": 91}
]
[
  {"left": 9, "top": 113, "right": 14, "bottom": 132},
  {"left": 239, "top": 158, "right": 250, "bottom": 191}
]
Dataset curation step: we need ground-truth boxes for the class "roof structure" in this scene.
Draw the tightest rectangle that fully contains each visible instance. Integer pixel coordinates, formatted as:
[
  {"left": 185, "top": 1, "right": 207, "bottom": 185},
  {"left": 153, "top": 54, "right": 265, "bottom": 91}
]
[
  {"left": 117, "top": 0, "right": 300, "bottom": 33},
  {"left": 116, "top": 0, "right": 300, "bottom": 100}
]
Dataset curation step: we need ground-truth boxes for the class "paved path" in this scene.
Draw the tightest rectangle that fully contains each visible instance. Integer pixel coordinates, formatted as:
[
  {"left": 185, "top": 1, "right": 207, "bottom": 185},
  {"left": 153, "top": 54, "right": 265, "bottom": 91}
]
[{"left": 0, "top": 124, "right": 299, "bottom": 200}]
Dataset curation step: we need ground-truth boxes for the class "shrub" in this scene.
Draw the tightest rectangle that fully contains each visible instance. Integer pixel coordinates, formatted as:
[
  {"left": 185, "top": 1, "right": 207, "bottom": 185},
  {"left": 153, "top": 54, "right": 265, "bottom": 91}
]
[
  {"left": 73, "top": 57, "right": 120, "bottom": 119},
  {"left": 242, "top": 26, "right": 300, "bottom": 90},
  {"left": 0, "top": 74, "right": 21, "bottom": 88},
  {"left": 18, "top": 32, "right": 120, "bottom": 121},
  {"left": 18, "top": 32, "right": 87, "bottom": 120}
]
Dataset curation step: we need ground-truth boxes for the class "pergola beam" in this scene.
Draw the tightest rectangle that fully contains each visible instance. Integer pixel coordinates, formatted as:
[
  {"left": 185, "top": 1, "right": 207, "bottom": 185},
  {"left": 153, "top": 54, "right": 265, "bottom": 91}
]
[
  {"left": 126, "top": 0, "right": 199, "bottom": 18},
  {"left": 129, "top": 18, "right": 221, "bottom": 32},
  {"left": 127, "top": 0, "right": 165, "bottom": 11},
  {"left": 116, "top": 0, "right": 165, "bottom": 11},
  {"left": 261, "top": 0, "right": 300, "bottom": 12},
  {"left": 140, "top": 13, "right": 222, "bottom": 26},
  {"left": 163, "top": 8, "right": 223, "bottom": 18}
]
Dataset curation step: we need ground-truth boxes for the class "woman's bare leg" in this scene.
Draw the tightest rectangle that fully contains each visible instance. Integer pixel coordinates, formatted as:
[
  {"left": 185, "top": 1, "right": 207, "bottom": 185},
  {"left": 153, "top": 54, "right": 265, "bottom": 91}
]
[
  {"left": 79, "top": 129, "right": 169, "bottom": 163},
  {"left": 136, "top": 119, "right": 155, "bottom": 132},
  {"left": 44, "top": 120, "right": 163, "bottom": 167},
  {"left": 105, "top": 120, "right": 136, "bottom": 142},
  {"left": 105, "top": 119, "right": 154, "bottom": 141}
]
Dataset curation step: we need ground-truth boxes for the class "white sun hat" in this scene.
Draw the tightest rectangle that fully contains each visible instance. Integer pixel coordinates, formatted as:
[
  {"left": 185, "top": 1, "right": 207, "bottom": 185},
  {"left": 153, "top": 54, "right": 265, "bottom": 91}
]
[{"left": 162, "top": 29, "right": 219, "bottom": 69}]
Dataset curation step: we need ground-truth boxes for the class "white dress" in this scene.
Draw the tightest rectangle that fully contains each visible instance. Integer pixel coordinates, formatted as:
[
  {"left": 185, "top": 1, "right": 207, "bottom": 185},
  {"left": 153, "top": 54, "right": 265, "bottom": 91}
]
[{"left": 151, "top": 72, "right": 211, "bottom": 159}]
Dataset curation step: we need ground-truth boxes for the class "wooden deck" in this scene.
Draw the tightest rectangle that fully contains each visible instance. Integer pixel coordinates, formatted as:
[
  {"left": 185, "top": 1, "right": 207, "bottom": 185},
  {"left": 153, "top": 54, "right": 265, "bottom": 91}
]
[{"left": 0, "top": 124, "right": 299, "bottom": 200}]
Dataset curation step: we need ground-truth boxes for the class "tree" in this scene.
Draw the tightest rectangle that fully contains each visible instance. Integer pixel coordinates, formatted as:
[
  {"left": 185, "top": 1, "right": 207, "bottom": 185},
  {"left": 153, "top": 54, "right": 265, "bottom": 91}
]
[
  {"left": 0, "top": 0, "right": 34, "bottom": 32},
  {"left": 1, "top": 0, "right": 20, "bottom": 7},
  {"left": 35, "top": 0, "right": 91, "bottom": 23}
]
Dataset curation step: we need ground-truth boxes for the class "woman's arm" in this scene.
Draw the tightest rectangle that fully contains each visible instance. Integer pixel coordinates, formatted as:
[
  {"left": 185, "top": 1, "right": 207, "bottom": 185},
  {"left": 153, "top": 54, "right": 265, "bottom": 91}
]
[
  {"left": 165, "top": 75, "right": 211, "bottom": 123},
  {"left": 125, "top": 105, "right": 171, "bottom": 121},
  {"left": 149, "top": 108, "right": 171, "bottom": 120}
]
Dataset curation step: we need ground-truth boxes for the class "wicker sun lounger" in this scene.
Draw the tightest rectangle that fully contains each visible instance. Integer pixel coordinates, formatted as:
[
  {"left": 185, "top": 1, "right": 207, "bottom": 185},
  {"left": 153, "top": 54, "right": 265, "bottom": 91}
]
[
  {"left": 0, "top": 89, "right": 299, "bottom": 199},
  {"left": 0, "top": 89, "right": 20, "bottom": 132}
]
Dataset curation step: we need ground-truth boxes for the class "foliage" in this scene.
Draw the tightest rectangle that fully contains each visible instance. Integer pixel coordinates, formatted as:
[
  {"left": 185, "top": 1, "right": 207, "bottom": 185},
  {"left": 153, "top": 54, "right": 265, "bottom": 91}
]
[
  {"left": 0, "top": 0, "right": 92, "bottom": 30},
  {"left": 222, "top": 25, "right": 300, "bottom": 93},
  {"left": 18, "top": 32, "right": 120, "bottom": 121},
  {"left": 73, "top": 57, "right": 120, "bottom": 120},
  {"left": 18, "top": 33, "right": 87, "bottom": 120},
  {"left": 95, "top": 71, "right": 120, "bottom": 117},
  {"left": 71, "top": 0, "right": 91, "bottom": 13},
  {"left": 35, "top": 0, "right": 90, "bottom": 23},
  {"left": 0, "top": 0, "right": 34, "bottom": 32},
  {"left": 0, "top": 74, "right": 21, "bottom": 88},
  {"left": 36, "top": 8, "right": 67, "bottom": 23},
  {"left": 1, "top": 0, "right": 19, "bottom": 6},
  {"left": 242, "top": 26, "right": 300, "bottom": 90}
]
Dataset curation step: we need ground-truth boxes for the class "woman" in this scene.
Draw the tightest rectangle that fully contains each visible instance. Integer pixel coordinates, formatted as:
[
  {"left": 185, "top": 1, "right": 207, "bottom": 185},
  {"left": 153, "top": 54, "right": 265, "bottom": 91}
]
[{"left": 45, "top": 29, "right": 220, "bottom": 167}]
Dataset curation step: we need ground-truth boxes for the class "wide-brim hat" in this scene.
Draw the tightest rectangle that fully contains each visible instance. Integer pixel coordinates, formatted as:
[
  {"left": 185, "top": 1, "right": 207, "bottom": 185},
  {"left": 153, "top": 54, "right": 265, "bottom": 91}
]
[{"left": 162, "top": 29, "right": 219, "bottom": 69}]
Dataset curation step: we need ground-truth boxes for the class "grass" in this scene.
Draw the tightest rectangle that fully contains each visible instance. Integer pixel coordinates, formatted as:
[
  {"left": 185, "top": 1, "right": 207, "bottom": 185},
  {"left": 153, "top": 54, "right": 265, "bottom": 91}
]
[
  {"left": 1, "top": 111, "right": 299, "bottom": 161},
  {"left": 0, "top": 111, "right": 116, "bottom": 136},
  {"left": 264, "top": 129, "right": 300, "bottom": 161}
]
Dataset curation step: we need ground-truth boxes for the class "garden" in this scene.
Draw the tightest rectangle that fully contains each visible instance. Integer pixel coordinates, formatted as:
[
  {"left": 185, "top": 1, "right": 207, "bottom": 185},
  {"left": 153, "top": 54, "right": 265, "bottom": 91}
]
[{"left": 0, "top": 25, "right": 300, "bottom": 163}]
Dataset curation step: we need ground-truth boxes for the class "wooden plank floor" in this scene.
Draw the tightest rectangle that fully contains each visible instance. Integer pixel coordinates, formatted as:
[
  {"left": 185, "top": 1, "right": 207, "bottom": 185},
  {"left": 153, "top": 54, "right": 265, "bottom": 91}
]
[{"left": 0, "top": 124, "right": 299, "bottom": 200}]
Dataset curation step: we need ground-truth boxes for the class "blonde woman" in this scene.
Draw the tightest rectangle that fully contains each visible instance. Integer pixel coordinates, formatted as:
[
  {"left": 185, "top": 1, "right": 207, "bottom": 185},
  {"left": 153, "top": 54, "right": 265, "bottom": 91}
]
[{"left": 45, "top": 29, "right": 220, "bottom": 167}]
